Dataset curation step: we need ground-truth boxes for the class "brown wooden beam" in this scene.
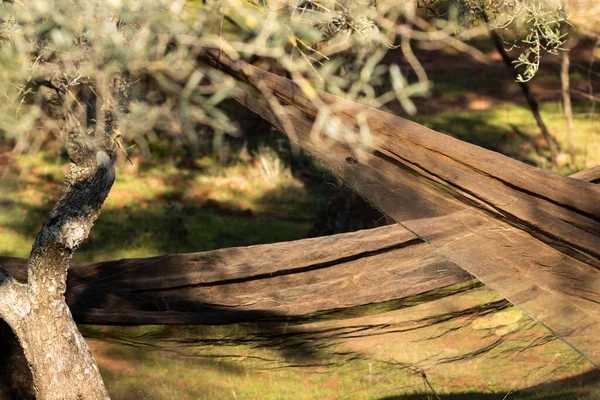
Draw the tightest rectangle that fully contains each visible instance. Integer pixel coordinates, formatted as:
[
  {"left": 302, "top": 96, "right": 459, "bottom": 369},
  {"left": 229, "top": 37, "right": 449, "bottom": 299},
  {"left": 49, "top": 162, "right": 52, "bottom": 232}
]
[
  {"left": 569, "top": 165, "right": 600, "bottom": 183},
  {"left": 0, "top": 168, "right": 596, "bottom": 326},
  {"left": 194, "top": 47, "right": 600, "bottom": 367},
  {"left": 0, "top": 225, "right": 474, "bottom": 325}
]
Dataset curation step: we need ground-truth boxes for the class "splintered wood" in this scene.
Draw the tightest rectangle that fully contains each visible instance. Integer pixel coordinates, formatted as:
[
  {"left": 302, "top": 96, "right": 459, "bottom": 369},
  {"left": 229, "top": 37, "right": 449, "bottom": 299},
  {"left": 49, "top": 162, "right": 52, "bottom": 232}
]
[
  {"left": 2, "top": 47, "right": 599, "bottom": 369},
  {"left": 195, "top": 47, "right": 600, "bottom": 367},
  {"left": 0, "top": 225, "right": 472, "bottom": 325}
]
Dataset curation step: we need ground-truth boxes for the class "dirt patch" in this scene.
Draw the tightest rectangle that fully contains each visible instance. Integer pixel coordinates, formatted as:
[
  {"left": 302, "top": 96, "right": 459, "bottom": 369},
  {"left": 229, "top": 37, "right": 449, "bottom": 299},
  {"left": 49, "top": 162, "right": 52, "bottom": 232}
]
[
  {"left": 383, "top": 39, "right": 600, "bottom": 115},
  {"left": 323, "top": 374, "right": 342, "bottom": 389},
  {"left": 87, "top": 340, "right": 139, "bottom": 374}
]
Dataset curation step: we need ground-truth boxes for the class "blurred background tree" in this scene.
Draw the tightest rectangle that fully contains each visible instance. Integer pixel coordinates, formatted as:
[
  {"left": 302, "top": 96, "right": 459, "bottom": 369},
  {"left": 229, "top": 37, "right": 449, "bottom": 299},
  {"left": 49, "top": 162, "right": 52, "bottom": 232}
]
[{"left": 0, "top": 0, "right": 597, "bottom": 398}]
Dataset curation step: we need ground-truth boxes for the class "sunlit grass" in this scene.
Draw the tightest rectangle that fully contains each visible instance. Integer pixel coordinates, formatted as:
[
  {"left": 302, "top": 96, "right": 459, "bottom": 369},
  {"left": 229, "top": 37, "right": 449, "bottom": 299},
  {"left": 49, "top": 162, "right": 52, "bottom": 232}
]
[
  {"left": 412, "top": 101, "right": 600, "bottom": 174},
  {"left": 1, "top": 95, "right": 599, "bottom": 399},
  {"left": 0, "top": 148, "right": 329, "bottom": 260},
  {"left": 79, "top": 283, "right": 595, "bottom": 399}
]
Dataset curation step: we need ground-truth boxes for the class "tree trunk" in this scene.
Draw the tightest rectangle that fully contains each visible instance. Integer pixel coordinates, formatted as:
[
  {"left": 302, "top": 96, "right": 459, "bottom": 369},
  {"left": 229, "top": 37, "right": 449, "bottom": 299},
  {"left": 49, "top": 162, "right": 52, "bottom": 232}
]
[
  {"left": 560, "top": 41, "right": 576, "bottom": 165},
  {"left": 484, "top": 15, "right": 560, "bottom": 169},
  {"left": 0, "top": 140, "right": 115, "bottom": 399},
  {"left": 6, "top": 299, "right": 108, "bottom": 399}
]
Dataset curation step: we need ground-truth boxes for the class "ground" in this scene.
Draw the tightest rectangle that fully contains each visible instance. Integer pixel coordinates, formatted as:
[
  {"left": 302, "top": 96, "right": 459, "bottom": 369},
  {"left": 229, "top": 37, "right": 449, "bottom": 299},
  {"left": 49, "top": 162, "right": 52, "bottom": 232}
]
[{"left": 1, "top": 39, "right": 600, "bottom": 399}]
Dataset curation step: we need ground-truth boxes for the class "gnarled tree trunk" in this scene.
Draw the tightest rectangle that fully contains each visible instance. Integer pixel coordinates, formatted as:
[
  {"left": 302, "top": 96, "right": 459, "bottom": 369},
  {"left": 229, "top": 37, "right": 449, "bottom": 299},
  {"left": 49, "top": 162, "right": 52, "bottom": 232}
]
[{"left": 0, "top": 140, "right": 115, "bottom": 398}]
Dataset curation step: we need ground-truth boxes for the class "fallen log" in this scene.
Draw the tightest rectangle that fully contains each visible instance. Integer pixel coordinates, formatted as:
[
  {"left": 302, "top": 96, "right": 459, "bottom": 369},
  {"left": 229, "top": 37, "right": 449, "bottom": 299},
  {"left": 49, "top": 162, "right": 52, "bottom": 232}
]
[
  {"left": 194, "top": 47, "right": 600, "bottom": 367},
  {"left": 570, "top": 165, "right": 600, "bottom": 183},
  {"left": 0, "top": 223, "right": 588, "bottom": 397},
  {"left": 0, "top": 224, "right": 510, "bottom": 399},
  {"left": 0, "top": 166, "right": 595, "bottom": 327},
  {"left": 0, "top": 224, "right": 474, "bottom": 325},
  {"left": 2, "top": 50, "right": 599, "bottom": 365}
]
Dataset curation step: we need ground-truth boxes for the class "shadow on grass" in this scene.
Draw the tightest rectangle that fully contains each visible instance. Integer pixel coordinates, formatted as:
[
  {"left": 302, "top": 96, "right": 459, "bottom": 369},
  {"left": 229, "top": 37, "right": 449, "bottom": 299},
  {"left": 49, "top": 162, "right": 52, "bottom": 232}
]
[
  {"left": 1, "top": 166, "right": 323, "bottom": 261},
  {"left": 377, "top": 359, "right": 600, "bottom": 400},
  {"left": 72, "top": 288, "right": 563, "bottom": 373}
]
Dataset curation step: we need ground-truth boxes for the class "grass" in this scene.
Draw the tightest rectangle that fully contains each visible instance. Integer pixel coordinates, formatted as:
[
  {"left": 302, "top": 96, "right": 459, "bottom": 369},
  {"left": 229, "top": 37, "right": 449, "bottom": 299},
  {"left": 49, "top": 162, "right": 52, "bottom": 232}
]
[
  {"left": 77, "top": 284, "right": 597, "bottom": 399},
  {"left": 0, "top": 145, "right": 333, "bottom": 260},
  {"left": 2, "top": 69, "right": 600, "bottom": 398},
  {"left": 411, "top": 101, "right": 600, "bottom": 174}
]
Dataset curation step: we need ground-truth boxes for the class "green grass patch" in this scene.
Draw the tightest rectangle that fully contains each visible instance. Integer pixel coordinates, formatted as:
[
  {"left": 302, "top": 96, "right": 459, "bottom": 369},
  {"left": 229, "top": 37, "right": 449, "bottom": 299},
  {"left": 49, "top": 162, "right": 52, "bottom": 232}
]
[
  {"left": 411, "top": 101, "right": 600, "bottom": 174},
  {"left": 0, "top": 147, "right": 333, "bottom": 260}
]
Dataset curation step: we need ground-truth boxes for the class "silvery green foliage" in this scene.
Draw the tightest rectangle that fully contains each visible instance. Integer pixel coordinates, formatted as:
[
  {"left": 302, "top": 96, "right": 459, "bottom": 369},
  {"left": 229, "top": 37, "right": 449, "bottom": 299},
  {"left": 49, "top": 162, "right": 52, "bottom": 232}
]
[
  {"left": 508, "top": 1, "right": 568, "bottom": 82},
  {"left": 0, "top": 0, "right": 497, "bottom": 155},
  {"left": 418, "top": 0, "right": 569, "bottom": 82},
  {"left": 0, "top": 0, "right": 235, "bottom": 153}
]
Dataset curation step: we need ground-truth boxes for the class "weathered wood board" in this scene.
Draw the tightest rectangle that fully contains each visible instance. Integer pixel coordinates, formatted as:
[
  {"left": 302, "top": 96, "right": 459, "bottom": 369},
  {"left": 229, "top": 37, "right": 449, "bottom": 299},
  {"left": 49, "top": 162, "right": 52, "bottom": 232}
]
[
  {"left": 0, "top": 224, "right": 474, "bottom": 325},
  {"left": 0, "top": 168, "right": 594, "bottom": 327},
  {"left": 570, "top": 165, "right": 600, "bottom": 183},
  {"left": 194, "top": 47, "right": 600, "bottom": 367},
  {"left": 0, "top": 225, "right": 593, "bottom": 398}
]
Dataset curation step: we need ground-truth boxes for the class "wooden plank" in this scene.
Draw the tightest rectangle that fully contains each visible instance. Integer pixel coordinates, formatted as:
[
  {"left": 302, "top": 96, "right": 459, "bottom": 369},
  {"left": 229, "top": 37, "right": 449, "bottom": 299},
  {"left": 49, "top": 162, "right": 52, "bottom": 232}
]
[
  {"left": 0, "top": 224, "right": 473, "bottom": 325},
  {"left": 570, "top": 165, "right": 600, "bottom": 183},
  {"left": 0, "top": 147, "right": 596, "bottom": 331},
  {"left": 194, "top": 48, "right": 600, "bottom": 366},
  {"left": 197, "top": 48, "right": 599, "bottom": 259}
]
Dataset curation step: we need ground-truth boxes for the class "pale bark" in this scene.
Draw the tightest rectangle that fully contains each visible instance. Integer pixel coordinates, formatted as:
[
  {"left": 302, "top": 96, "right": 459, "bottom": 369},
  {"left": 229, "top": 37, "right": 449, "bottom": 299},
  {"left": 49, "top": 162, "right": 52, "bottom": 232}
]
[
  {"left": 0, "top": 11, "right": 134, "bottom": 396},
  {"left": 0, "top": 140, "right": 115, "bottom": 399},
  {"left": 0, "top": 87, "right": 117, "bottom": 398},
  {"left": 561, "top": 47, "right": 576, "bottom": 165}
]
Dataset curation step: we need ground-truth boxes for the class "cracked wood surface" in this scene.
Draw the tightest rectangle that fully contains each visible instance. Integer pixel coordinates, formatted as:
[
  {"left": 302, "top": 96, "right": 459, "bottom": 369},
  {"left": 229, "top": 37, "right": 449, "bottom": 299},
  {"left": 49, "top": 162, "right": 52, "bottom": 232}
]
[
  {"left": 194, "top": 47, "right": 600, "bottom": 367},
  {"left": 0, "top": 224, "right": 473, "bottom": 325},
  {"left": 2, "top": 48, "right": 599, "bottom": 374},
  {"left": 0, "top": 166, "right": 595, "bottom": 339}
]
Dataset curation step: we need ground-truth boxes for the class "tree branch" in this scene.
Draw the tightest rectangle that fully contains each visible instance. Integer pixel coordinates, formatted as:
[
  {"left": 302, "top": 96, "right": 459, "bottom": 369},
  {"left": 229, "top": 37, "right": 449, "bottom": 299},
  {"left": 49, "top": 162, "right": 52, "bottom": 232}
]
[
  {"left": 27, "top": 141, "right": 116, "bottom": 299},
  {"left": 0, "top": 266, "right": 29, "bottom": 325},
  {"left": 482, "top": 13, "right": 560, "bottom": 168}
]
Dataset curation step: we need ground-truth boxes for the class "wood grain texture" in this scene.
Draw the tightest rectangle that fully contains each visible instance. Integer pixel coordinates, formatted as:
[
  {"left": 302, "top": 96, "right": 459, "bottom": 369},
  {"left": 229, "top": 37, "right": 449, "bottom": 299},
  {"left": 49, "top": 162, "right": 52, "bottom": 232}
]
[
  {"left": 2, "top": 48, "right": 598, "bottom": 369},
  {"left": 0, "top": 225, "right": 473, "bottom": 325},
  {"left": 194, "top": 47, "right": 600, "bottom": 367},
  {"left": 570, "top": 165, "right": 600, "bottom": 183}
]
